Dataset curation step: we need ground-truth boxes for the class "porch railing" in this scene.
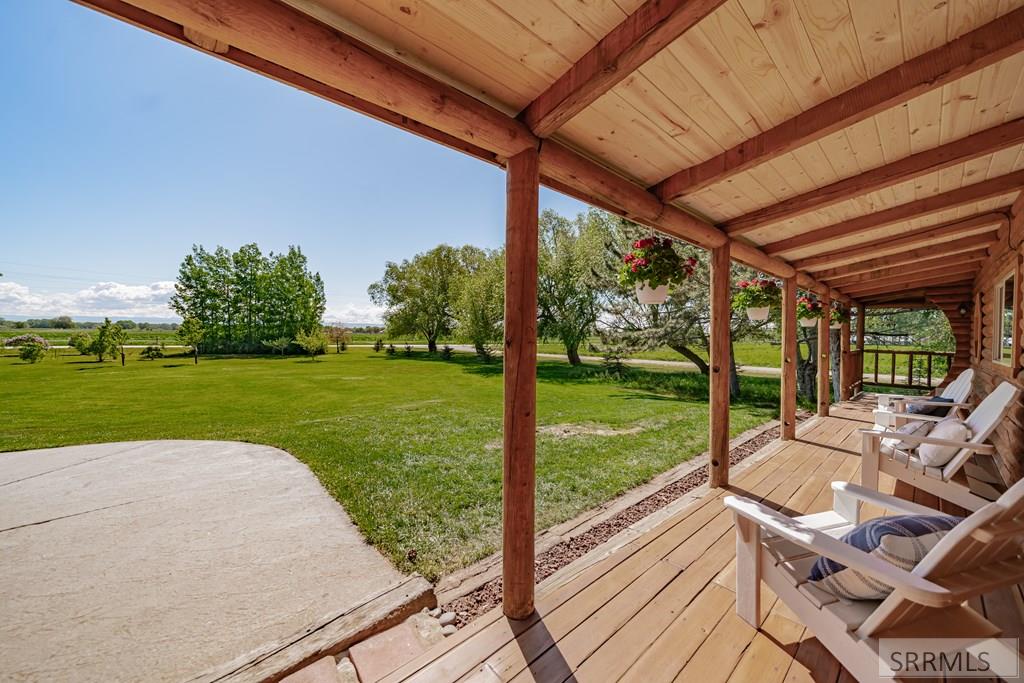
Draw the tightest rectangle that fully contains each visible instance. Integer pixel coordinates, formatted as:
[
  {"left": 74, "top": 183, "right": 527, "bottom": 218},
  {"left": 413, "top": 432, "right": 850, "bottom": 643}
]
[{"left": 861, "top": 348, "right": 954, "bottom": 389}]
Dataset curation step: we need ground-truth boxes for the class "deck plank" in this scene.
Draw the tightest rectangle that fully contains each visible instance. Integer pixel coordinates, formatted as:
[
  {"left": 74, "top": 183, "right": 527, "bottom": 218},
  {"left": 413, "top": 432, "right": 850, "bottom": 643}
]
[{"left": 385, "top": 397, "right": 1024, "bottom": 683}]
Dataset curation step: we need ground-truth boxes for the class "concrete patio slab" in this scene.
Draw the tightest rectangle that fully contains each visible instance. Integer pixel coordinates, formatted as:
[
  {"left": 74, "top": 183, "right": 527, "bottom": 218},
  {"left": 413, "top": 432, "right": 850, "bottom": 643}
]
[{"left": 0, "top": 440, "right": 415, "bottom": 682}]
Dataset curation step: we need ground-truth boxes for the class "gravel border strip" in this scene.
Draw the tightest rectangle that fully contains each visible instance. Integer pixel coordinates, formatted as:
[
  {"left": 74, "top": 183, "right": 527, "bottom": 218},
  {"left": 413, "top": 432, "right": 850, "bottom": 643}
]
[{"left": 441, "top": 412, "right": 813, "bottom": 627}]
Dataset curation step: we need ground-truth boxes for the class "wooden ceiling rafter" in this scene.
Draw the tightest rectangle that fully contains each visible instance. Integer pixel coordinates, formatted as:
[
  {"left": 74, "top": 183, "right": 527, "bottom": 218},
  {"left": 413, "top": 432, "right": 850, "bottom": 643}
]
[
  {"left": 78, "top": 0, "right": 852, "bottom": 301},
  {"left": 722, "top": 118, "right": 1024, "bottom": 237},
  {"left": 823, "top": 251, "right": 991, "bottom": 288},
  {"left": 652, "top": 8, "right": 1024, "bottom": 202},
  {"left": 793, "top": 213, "right": 1007, "bottom": 271},
  {"left": 520, "top": 0, "right": 727, "bottom": 137},
  {"left": 814, "top": 244, "right": 994, "bottom": 281},
  {"left": 837, "top": 264, "right": 982, "bottom": 296},
  {"left": 763, "top": 171, "right": 1024, "bottom": 256},
  {"left": 841, "top": 272, "right": 980, "bottom": 299}
]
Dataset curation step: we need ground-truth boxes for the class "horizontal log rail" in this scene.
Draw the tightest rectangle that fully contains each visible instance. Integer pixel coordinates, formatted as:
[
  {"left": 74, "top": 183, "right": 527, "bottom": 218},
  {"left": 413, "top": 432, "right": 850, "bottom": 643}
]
[{"left": 862, "top": 349, "right": 954, "bottom": 389}]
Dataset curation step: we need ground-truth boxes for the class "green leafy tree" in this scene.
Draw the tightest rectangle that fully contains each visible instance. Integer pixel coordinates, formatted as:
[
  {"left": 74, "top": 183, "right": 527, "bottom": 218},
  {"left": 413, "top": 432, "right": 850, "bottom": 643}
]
[
  {"left": 111, "top": 325, "right": 129, "bottom": 366},
  {"left": 368, "top": 245, "right": 481, "bottom": 353},
  {"left": 295, "top": 328, "right": 328, "bottom": 360},
  {"left": 178, "top": 317, "right": 205, "bottom": 365},
  {"left": 594, "top": 215, "right": 770, "bottom": 398},
  {"left": 455, "top": 248, "right": 504, "bottom": 360},
  {"left": 171, "top": 244, "right": 324, "bottom": 352},
  {"left": 89, "top": 318, "right": 121, "bottom": 362},
  {"left": 264, "top": 336, "right": 292, "bottom": 355},
  {"left": 537, "top": 209, "right": 609, "bottom": 366}
]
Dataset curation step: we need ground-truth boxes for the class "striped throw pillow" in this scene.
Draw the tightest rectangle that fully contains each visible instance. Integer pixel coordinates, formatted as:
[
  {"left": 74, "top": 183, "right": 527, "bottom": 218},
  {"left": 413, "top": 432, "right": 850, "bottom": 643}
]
[{"left": 808, "top": 514, "right": 962, "bottom": 600}]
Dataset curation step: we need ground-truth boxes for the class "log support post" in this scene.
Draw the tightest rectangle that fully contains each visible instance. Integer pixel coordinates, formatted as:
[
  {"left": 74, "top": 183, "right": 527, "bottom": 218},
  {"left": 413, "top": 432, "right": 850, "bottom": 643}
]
[
  {"left": 856, "top": 304, "right": 866, "bottom": 394},
  {"left": 709, "top": 244, "right": 731, "bottom": 487},
  {"left": 818, "top": 289, "right": 831, "bottom": 416},
  {"left": 502, "top": 148, "right": 539, "bottom": 619},
  {"left": 840, "top": 317, "right": 852, "bottom": 401},
  {"left": 781, "top": 277, "right": 797, "bottom": 440}
]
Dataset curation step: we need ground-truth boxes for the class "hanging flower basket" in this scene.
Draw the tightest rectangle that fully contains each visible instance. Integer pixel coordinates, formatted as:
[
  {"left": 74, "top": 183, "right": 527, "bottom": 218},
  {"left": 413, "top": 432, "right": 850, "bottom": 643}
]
[
  {"left": 732, "top": 277, "right": 782, "bottom": 321},
  {"left": 619, "top": 237, "right": 697, "bottom": 304},
  {"left": 830, "top": 303, "right": 851, "bottom": 330},
  {"left": 796, "top": 293, "right": 825, "bottom": 328}
]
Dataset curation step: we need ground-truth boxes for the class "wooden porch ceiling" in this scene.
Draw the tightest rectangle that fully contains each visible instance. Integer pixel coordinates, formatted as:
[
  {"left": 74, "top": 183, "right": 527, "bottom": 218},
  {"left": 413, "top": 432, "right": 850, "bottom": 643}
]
[{"left": 77, "top": 0, "right": 1024, "bottom": 304}]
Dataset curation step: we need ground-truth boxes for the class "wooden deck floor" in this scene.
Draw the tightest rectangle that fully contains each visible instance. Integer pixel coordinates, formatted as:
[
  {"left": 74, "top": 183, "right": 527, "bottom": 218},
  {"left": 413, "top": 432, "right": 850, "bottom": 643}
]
[{"left": 381, "top": 398, "right": 1024, "bottom": 683}]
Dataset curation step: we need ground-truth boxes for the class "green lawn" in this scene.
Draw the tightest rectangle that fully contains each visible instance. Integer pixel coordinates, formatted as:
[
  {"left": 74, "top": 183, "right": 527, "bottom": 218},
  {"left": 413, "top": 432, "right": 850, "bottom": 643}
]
[{"left": 0, "top": 346, "right": 779, "bottom": 580}]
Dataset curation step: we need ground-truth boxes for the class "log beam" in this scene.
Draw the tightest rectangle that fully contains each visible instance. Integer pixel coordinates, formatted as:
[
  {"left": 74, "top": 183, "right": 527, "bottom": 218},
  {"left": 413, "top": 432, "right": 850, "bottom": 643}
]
[
  {"left": 781, "top": 277, "right": 797, "bottom": 440},
  {"left": 653, "top": 8, "right": 1024, "bottom": 200},
  {"left": 709, "top": 244, "right": 731, "bottom": 487},
  {"left": 764, "top": 170, "right": 1024, "bottom": 256},
  {"left": 502, "top": 149, "right": 539, "bottom": 620},
  {"left": 793, "top": 214, "right": 1006, "bottom": 271},
  {"left": 521, "top": 0, "right": 726, "bottom": 137},
  {"left": 815, "top": 246, "right": 991, "bottom": 281},
  {"left": 723, "top": 118, "right": 1024, "bottom": 236},
  {"left": 842, "top": 272, "right": 979, "bottom": 299},
  {"left": 817, "top": 289, "right": 831, "bottom": 417},
  {"left": 826, "top": 256, "right": 988, "bottom": 289}
]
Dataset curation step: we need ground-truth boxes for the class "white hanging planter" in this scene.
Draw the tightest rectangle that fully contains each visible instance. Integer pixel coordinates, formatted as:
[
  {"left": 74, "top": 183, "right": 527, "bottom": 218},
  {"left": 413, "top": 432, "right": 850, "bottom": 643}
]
[
  {"left": 746, "top": 306, "right": 770, "bottom": 321},
  {"left": 635, "top": 281, "right": 669, "bottom": 304},
  {"left": 830, "top": 321, "right": 842, "bottom": 329},
  {"left": 799, "top": 317, "right": 818, "bottom": 328}
]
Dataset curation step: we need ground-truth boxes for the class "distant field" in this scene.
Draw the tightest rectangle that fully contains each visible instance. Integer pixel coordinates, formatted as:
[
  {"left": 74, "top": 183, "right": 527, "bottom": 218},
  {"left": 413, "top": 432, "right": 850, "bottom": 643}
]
[
  {"left": 2, "top": 327, "right": 179, "bottom": 346},
  {"left": 0, "top": 346, "right": 781, "bottom": 579}
]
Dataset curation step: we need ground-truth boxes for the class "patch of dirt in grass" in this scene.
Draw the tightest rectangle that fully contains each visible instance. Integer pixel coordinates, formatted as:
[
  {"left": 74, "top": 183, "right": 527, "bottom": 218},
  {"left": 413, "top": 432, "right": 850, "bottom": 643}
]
[
  {"left": 443, "top": 412, "right": 813, "bottom": 627},
  {"left": 537, "top": 422, "right": 649, "bottom": 438}
]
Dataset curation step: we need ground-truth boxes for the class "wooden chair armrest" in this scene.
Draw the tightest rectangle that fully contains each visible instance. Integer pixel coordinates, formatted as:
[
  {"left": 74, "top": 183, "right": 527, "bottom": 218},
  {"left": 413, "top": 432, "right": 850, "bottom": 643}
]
[
  {"left": 886, "top": 412, "right": 946, "bottom": 422},
  {"left": 859, "top": 428, "right": 995, "bottom": 454},
  {"left": 830, "top": 481, "right": 942, "bottom": 522},
  {"left": 723, "top": 495, "right": 956, "bottom": 607},
  {"left": 903, "top": 400, "right": 973, "bottom": 408}
]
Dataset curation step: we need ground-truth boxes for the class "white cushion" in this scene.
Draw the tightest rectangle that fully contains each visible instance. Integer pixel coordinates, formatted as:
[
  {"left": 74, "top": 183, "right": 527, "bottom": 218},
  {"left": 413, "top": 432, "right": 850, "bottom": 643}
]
[
  {"left": 880, "top": 421, "right": 932, "bottom": 456},
  {"left": 917, "top": 418, "right": 972, "bottom": 467}
]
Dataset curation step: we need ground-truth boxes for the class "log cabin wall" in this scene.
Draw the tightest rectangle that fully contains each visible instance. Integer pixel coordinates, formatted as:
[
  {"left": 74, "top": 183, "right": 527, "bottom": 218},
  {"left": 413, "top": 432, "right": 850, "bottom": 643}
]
[{"left": 969, "top": 214, "right": 1024, "bottom": 486}]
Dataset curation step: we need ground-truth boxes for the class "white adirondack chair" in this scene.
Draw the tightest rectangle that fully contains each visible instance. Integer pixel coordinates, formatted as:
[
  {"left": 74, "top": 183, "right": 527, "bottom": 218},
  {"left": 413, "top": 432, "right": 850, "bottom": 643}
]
[
  {"left": 862, "top": 381, "right": 1020, "bottom": 511},
  {"left": 725, "top": 479, "right": 1024, "bottom": 683},
  {"left": 873, "top": 368, "right": 975, "bottom": 428}
]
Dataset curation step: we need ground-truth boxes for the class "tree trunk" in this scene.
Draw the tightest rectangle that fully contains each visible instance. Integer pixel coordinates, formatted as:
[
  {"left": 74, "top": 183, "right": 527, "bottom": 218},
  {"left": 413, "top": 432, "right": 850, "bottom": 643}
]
[
  {"left": 194, "top": 348, "right": 199, "bottom": 365},
  {"left": 668, "top": 343, "right": 709, "bottom": 375},
  {"left": 427, "top": 337, "right": 438, "bottom": 353},
  {"left": 120, "top": 351, "right": 126, "bottom": 366},
  {"left": 566, "top": 343, "right": 581, "bottom": 366},
  {"left": 796, "top": 334, "right": 817, "bottom": 404}
]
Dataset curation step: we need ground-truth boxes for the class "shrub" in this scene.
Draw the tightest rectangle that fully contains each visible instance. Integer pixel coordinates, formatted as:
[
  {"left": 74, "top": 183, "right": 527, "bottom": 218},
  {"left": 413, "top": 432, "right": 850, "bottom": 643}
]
[
  {"left": 264, "top": 337, "right": 292, "bottom": 356},
  {"left": 386, "top": 344, "right": 397, "bottom": 356},
  {"left": 19, "top": 342, "right": 46, "bottom": 363},
  {"left": 440, "top": 345, "right": 454, "bottom": 360},
  {"left": 404, "top": 344, "right": 414, "bottom": 356},
  {"left": 373, "top": 338, "right": 384, "bottom": 352},
  {"left": 4, "top": 334, "right": 48, "bottom": 348},
  {"left": 139, "top": 345, "right": 164, "bottom": 360},
  {"left": 295, "top": 328, "right": 328, "bottom": 360},
  {"left": 68, "top": 331, "right": 93, "bottom": 355},
  {"left": 476, "top": 345, "right": 495, "bottom": 363}
]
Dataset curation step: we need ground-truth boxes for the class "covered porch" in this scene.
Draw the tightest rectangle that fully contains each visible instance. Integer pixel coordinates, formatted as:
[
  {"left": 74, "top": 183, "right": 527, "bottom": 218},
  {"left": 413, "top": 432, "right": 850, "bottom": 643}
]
[
  {"left": 380, "top": 398, "right": 1024, "bottom": 682},
  {"left": 71, "top": 0, "right": 1024, "bottom": 680}
]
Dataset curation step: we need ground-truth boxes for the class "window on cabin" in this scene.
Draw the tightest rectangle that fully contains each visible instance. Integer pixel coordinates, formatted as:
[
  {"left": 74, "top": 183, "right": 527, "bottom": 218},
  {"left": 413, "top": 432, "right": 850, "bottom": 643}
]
[{"left": 996, "top": 272, "right": 1015, "bottom": 365}]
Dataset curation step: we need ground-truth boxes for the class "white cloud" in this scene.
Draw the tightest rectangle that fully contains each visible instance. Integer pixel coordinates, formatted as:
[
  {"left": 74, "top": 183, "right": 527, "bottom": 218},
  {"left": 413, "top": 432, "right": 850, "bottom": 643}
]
[
  {"left": 0, "top": 280, "right": 385, "bottom": 324},
  {"left": 0, "top": 281, "right": 177, "bottom": 319},
  {"left": 324, "top": 302, "right": 385, "bottom": 325}
]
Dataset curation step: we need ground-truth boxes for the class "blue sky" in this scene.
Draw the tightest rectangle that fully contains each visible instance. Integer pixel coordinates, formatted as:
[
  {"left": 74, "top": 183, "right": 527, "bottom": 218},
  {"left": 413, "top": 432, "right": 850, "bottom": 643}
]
[{"left": 0, "top": 1, "right": 587, "bottom": 322}]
